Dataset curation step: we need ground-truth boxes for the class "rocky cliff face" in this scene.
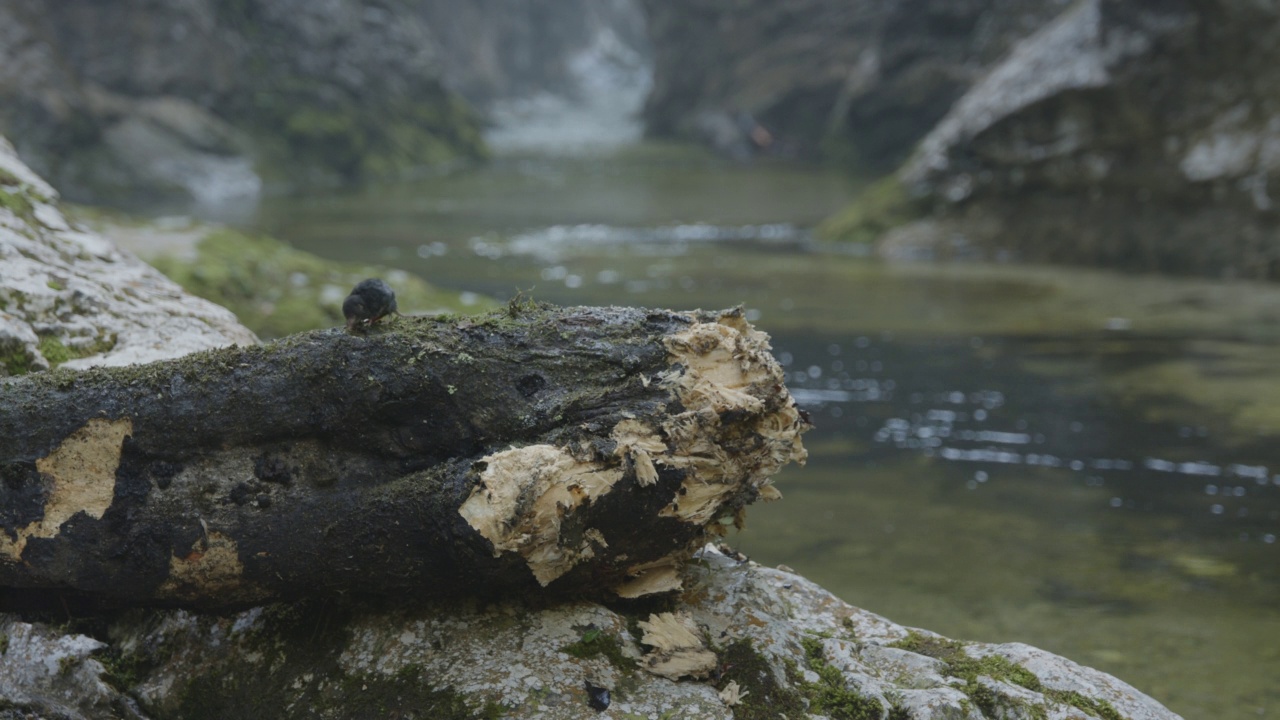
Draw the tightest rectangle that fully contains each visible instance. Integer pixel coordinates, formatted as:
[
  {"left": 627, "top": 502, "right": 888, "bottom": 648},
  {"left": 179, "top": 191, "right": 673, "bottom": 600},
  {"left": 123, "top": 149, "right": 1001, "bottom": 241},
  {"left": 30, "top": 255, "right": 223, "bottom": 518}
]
[
  {"left": 0, "top": 0, "right": 651, "bottom": 207},
  {"left": 895, "top": 0, "right": 1280, "bottom": 279},
  {"left": 640, "top": 0, "right": 1071, "bottom": 167},
  {"left": 420, "top": 0, "right": 653, "bottom": 155},
  {"left": 0, "top": 0, "right": 485, "bottom": 206},
  {"left": 643, "top": 0, "right": 1280, "bottom": 280}
]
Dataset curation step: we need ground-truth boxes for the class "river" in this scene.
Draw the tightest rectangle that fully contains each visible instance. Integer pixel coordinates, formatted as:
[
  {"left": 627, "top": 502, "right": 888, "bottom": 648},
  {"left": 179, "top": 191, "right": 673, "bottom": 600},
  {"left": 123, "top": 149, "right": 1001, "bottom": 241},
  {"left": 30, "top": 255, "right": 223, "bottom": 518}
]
[{"left": 244, "top": 145, "right": 1280, "bottom": 719}]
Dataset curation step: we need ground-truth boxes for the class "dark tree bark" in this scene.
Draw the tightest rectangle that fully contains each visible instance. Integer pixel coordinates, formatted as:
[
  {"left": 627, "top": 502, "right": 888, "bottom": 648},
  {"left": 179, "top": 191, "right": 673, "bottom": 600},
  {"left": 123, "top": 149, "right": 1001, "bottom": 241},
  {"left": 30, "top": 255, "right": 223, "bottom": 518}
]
[{"left": 0, "top": 304, "right": 808, "bottom": 609}]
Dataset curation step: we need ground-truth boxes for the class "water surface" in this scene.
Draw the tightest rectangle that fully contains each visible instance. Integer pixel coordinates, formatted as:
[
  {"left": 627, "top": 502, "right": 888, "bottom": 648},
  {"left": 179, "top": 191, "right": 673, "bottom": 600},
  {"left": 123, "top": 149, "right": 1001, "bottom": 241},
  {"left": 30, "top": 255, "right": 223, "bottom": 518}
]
[{"left": 248, "top": 146, "right": 1280, "bottom": 719}]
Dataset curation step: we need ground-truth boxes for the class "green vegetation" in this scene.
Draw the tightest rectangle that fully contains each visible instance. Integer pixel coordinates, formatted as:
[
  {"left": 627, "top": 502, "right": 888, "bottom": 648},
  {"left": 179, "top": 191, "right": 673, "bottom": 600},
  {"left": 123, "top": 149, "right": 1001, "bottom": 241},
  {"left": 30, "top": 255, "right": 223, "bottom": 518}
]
[
  {"left": 2, "top": 332, "right": 117, "bottom": 377},
  {"left": 1, "top": 347, "right": 35, "bottom": 376},
  {"left": 150, "top": 229, "right": 497, "bottom": 338},
  {"left": 818, "top": 175, "right": 921, "bottom": 244},
  {"left": 560, "top": 627, "right": 638, "bottom": 672},
  {"left": 250, "top": 84, "right": 487, "bottom": 188},
  {"left": 0, "top": 186, "right": 37, "bottom": 226},
  {"left": 794, "top": 636, "right": 887, "bottom": 720},
  {"left": 97, "top": 645, "right": 151, "bottom": 694},
  {"left": 716, "top": 638, "right": 808, "bottom": 720},
  {"left": 889, "top": 632, "right": 1129, "bottom": 720},
  {"left": 197, "top": 5, "right": 488, "bottom": 187},
  {"left": 37, "top": 336, "right": 72, "bottom": 366}
]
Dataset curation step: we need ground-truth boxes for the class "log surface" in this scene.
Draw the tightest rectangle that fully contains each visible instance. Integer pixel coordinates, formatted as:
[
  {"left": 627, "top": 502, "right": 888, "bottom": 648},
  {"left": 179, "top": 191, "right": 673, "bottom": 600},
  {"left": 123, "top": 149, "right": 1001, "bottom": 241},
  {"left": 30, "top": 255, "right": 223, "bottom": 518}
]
[{"left": 0, "top": 304, "right": 807, "bottom": 608}]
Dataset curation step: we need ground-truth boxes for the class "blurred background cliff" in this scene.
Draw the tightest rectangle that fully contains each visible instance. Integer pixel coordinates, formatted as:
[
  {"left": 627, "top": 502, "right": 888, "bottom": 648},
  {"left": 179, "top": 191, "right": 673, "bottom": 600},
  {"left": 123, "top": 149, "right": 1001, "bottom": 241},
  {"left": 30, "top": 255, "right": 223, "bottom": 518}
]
[{"left": 3, "top": 0, "right": 1279, "bottom": 279}]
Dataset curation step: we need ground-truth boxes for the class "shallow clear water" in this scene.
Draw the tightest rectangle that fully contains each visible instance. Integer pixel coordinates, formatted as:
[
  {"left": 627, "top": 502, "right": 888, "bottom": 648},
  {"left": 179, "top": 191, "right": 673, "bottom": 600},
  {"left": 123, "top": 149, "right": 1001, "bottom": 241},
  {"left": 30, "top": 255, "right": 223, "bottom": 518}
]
[{"left": 247, "top": 146, "right": 1280, "bottom": 719}]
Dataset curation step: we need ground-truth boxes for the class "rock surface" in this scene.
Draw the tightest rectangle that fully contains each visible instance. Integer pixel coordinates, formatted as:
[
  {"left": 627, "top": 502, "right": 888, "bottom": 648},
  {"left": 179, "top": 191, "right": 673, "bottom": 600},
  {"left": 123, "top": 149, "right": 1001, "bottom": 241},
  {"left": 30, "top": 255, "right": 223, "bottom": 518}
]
[
  {"left": 416, "top": 0, "right": 648, "bottom": 111},
  {"left": 895, "top": 0, "right": 1280, "bottom": 279},
  {"left": 0, "top": 135, "right": 256, "bottom": 375},
  {"left": 639, "top": 0, "right": 1070, "bottom": 166},
  {"left": 0, "top": 0, "right": 655, "bottom": 204},
  {"left": 0, "top": 547, "right": 1183, "bottom": 719},
  {"left": 0, "top": 0, "right": 484, "bottom": 204},
  {"left": 642, "top": 0, "right": 1280, "bottom": 280}
]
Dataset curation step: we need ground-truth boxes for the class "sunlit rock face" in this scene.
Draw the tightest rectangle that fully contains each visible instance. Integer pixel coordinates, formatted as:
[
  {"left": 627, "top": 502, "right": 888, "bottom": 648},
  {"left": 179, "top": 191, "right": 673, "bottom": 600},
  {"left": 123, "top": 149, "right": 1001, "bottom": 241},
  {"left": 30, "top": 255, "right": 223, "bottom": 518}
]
[
  {"left": 639, "top": 0, "right": 1071, "bottom": 166},
  {"left": 898, "top": 0, "right": 1280, "bottom": 279}
]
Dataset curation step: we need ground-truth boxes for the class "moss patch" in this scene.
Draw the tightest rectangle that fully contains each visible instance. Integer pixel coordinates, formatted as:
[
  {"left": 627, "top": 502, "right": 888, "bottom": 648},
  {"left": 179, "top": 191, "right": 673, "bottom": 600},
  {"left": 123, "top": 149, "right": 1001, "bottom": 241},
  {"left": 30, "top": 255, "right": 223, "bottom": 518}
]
[
  {"left": 249, "top": 86, "right": 487, "bottom": 188},
  {"left": 4, "top": 334, "right": 118, "bottom": 376},
  {"left": 717, "top": 638, "right": 808, "bottom": 720},
  {"left": 793, "top": 636, "right": 885, "bottom": 720},
  {"left": 888, "top": 632, "right": 1129, "bottom": 720},
  {"left": 817, "top": 175, "right": 921, "bottom": 244},
  {"left": 0, "top": 187, "right": 37, "bottom": 226},
  {"left": 1, "top": 347, "right": 35, "bottom": 376},
  {"left": 37, "top": 336, "right": 72, "bottom": 366},
  {"left": 560, "top": 627, "right": 638, "bottom": 672},
  {"left": 150, "top": 229, "right": 497, "bottom": 338}
]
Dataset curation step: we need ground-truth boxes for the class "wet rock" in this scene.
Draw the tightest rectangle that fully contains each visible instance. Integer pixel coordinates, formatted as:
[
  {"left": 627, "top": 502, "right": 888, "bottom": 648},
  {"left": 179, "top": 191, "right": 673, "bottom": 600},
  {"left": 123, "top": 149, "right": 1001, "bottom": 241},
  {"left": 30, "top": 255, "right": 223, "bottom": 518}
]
[{"left": 0, "top": 134, "right": 256, "bottom": 375}]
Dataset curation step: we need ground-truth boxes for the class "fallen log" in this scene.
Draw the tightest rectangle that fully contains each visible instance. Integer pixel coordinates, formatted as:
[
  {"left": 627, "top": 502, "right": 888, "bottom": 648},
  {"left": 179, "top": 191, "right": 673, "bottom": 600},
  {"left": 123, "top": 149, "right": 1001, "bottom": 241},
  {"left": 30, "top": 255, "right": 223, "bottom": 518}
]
[{"left": 0, "top": 304, "right": 808, "bottom": 608}]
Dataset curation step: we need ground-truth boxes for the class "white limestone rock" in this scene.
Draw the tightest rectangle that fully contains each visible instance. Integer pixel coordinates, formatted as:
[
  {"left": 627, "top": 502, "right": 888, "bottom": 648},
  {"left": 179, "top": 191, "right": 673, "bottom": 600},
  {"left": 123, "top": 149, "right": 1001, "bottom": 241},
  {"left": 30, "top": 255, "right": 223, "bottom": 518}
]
[
  {"left": 0, "top": 617, "right": 119, "bottom": 719},
  {"left": 0, "top": 134, "right": 257, "bottom": 377}
]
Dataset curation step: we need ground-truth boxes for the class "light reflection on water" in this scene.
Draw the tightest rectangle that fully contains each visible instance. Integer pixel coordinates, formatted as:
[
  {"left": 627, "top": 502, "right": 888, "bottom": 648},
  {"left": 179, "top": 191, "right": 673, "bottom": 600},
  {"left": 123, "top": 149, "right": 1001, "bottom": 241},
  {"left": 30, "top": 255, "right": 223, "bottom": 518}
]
[{"left": 249, "top": 151, "right": 1280, "bottom": 719}]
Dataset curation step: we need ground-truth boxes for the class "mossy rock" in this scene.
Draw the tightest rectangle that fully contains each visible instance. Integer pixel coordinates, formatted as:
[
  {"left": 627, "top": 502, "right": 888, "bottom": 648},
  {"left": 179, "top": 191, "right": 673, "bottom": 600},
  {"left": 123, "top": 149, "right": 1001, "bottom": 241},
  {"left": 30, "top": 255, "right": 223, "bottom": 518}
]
[
  {"left": 818, "top": 175, "right": 922, "bottom": 245},
  {"left": 888, "top": 632, "right": 1129, "bottom": 720},
  {"left": 151, "top": 229, "right": 497, "bottom": 339},
  {"left": 251, "top": 92, "right": 487, "bottom": 189}
]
